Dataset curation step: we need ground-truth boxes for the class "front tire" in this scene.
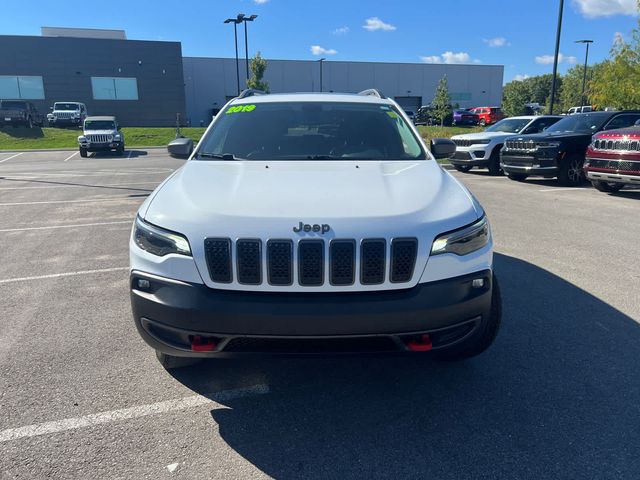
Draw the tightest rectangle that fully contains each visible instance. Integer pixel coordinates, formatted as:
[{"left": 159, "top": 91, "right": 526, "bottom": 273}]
[
  {"left": 591, "top": 180, "right": 624, "bottom": 193},
  {"left": 434, "top": 275, "right": 502, "bottom": 360},
  {"left": 557, "top": 154, "right": 585, "bottom": 186},
  {"left": 507, "top": 172, "right": 528, "bottom": 182},
  {"left": 487, "top": 148, "right": 502, "bottom": 176},
  {"left": 156, "top": 350, "right": 202, "bottom": 370},
  {"left": 116, "top": 144, "right": 125, "bottom": 156},
  {"left": 79, "top": 147, "right": 88, "bottom": 158},
  {"left": 479, "top": 118, "right": 486, "bottom": 127},
  {"left": 454, "top": 164, "right": 473, "bottom": 173}
]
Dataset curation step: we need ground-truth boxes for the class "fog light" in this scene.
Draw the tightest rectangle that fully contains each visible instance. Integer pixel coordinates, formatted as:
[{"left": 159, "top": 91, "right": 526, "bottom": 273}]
[
  {"left": 137, "top": 279, "right": 150, "bottom": 290},
  {"left": 472, "top": 278, "right": 484, "bottom": 288}
]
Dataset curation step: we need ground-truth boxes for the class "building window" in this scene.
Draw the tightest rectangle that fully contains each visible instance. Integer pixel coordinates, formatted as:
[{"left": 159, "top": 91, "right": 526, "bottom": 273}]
[
  {"left": 91, "top": 77, "right": 139, "bottom": 100},
  {"left": 0, "top": 76, "right": 45, "bottom": 99}
]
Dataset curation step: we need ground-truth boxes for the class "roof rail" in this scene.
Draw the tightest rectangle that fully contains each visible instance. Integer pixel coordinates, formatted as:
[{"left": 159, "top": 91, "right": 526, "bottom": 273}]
[
  {"left": 237, "top": 89, "right": 266, "bottom": 99},
  {"left": 358, "top": 89, "right": 385, "bottom": 99}
]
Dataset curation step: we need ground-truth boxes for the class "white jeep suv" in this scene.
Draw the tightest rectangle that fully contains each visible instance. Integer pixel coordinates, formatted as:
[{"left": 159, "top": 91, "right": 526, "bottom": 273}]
[
  {"left": 130, "top": 89, "right": 502, "bottom": 369},
  {"left": 450, "top": 116, "right": 562, "bottom": 175}
]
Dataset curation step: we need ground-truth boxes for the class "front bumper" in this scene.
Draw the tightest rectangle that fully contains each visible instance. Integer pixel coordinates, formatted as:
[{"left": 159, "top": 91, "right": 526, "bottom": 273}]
[
  {"left": 450, "top": 149, "right": 490, "bottom": 166},
  {"left": 51, "top": 117, "right": 81, "bottom": 126},
  {"left": 130, "top": 269, "right": 493, "bottom": 356},
  {"left": 500, "top": 152, "right": 559, "bottom": 176},
  {"left": 586, "top": 170, "right": 640, "bottom": 185},
  {"left": 79, "top": 141, "right": 123, "bottom": 152}
]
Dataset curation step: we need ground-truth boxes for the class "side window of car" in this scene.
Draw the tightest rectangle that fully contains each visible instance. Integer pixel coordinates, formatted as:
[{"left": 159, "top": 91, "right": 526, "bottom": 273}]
[{"left": 604, "top": 114, "right": 640, "bottom": 130}]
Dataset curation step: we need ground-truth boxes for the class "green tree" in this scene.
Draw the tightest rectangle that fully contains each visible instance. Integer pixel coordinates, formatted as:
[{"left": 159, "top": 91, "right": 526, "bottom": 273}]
[
  {"left": 525, "top": 74, "right": 555, "bottom": 106},
  {"left": 431, "top": 75, "right": 452, "bottom": 126},
  {"left": 502, "top": 79, "right": 530, "bottom": 116},
  {"left": 559, "top": 63, "right": 602, "bottom": 112},
  {"left": 590, "top": 23, "right": 640, "bottom": 109},
  {"left": 246, "top": 52, "right": 270, "bottom": 92}
]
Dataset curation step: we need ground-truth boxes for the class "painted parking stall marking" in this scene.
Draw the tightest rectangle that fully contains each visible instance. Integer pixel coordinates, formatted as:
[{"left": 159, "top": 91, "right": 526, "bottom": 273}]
[{"left": 0, "top": 152, "right": 23, "bottom": 164}]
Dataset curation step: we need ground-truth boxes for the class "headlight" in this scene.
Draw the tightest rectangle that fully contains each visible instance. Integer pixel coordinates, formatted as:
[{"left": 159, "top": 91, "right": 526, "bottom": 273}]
[
  {"left": 114, "top": 134, "right": 122, "bottom": 140},
  {"left": 78, "top": 135, "right": 86, "bottom": 142},
  {"left": 73, "top": 112, "right": 80, "bottom": 117},
  {"left": 134, "top": 216, "right": 191, "bottom": 257},
  {"left": 431, "top": 216, "right": 490, "bottom": 256}
]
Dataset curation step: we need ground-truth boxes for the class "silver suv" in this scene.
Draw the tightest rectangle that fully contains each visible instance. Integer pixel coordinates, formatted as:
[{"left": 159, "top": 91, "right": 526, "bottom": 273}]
[
  {"left": 48, "top": 102, "right": 87, "bottom": 128},
  {"left": 78, "top": 116, "right": 125, "bottom": 157}
]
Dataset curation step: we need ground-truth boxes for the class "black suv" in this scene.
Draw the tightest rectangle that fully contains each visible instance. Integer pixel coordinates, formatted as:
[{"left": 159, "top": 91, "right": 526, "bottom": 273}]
[
  {"left": 500, "top": 111, "right": 640, "bottom": 186},
  {"left": 0, "top": 100, "right": 43, "bottom": 128},
  {"left": 414, "top": 105, "right": 453, "bottom": 127}
]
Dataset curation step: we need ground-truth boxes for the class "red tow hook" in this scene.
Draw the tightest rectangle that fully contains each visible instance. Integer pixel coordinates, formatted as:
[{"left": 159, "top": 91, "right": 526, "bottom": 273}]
[
  {"left": 406, "top": 334, "right": 433, "bottom": 352},
  {"left": 190, "top": 335, "right": 217, "bottom": 352}
]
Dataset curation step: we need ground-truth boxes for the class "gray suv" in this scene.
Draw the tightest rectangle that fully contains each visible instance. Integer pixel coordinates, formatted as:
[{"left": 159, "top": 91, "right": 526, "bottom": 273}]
[
  {"left": 78, "top": 116, "right": 125, "bottom": 157},
  {"left": 48, "top": 102, "right": 87, "bottom": 127}
]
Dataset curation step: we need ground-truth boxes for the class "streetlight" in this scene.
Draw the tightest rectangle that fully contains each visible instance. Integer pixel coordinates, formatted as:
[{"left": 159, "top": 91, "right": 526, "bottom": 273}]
[
  {"left": 549, "top": 0, "right": 565, "bottom": 115},
  {"left": 575, "top": 39, "right": 594, "bottom": 108},
  {"left": 239, "top": 14, "right": 258, "bottom": 82},
  {"left": 224, "top": 16, "right": 243, "bottom": 95},
  {"left": 317, "top": 58, "right": 326, "bottom": 92}
]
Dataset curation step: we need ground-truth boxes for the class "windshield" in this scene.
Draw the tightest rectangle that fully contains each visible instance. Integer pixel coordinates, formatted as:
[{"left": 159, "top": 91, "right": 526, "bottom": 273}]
[
  {"left": 54, "top": 103, "right": 79, "bottom": 110},
  {"left": 84, "top": 120, "right": 115, "bottom": 130},
  {"left": 485, "top": 118, "right": 530, "bottom": 133},
  {"left": 545, "top": 113, "right": 609, "bottom": 133},
  {"left": 1, "top": 101, "right": 27, "bottom": 109},
  {"left": 196, "top": 101, "right": 426, "bottom": 161}
]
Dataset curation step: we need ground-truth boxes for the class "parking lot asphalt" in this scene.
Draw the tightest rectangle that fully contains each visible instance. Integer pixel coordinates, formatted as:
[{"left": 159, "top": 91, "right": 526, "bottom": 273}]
[{"left": 1, "top": 150, "right": 639, "bottom": 479}]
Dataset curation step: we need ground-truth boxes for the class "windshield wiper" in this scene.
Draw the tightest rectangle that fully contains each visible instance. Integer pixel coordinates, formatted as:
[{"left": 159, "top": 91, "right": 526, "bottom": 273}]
[
  {"left": 306, "top": 155, "right": 341, "bottom": 160},
  {"left": 197, "top": 152, "right": 239, "bottom": 160}
]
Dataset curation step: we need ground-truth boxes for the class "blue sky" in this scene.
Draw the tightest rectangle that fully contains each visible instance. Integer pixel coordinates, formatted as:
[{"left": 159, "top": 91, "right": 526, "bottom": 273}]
[{"left": 1, "top": 0, "right": 638, "bottom": 82}]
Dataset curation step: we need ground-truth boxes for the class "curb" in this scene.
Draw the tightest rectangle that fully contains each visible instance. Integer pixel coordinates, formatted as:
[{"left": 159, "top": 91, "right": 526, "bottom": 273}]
[{"left": 0, "top": 146, "right": 167, "bottom": 153}]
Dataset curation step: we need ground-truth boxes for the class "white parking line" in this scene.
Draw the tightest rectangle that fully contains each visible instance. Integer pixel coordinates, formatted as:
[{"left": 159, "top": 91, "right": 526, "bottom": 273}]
[
  {"left": 2, "top": 170, "right": 173, "bottom": 179},
  {"left": 0, "top": 220, "right": 132, "bottom": 233},
  {"left": 538, "top": 187, "right": 586, "bottom": 192},
  {"left": 63, "top": 151, "right": 78, "bottom": 162},
  {"left": 0, "top": 267, "right": 128, "bottom": 285},
  {"left": 0, "top": 384, "right": 269, "bottom": 442},
  {"left": 0, "top": 152, "right": 23, "bottom": 164},
  {"left": 0, "top": 181, "right": 159, "bottom": 191},
  {"left": 0, "top": 196, "right": 144, "bottom": 206}
]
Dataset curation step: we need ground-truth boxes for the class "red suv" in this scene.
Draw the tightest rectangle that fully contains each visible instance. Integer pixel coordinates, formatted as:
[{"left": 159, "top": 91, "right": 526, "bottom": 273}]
[
  {"left": 584, "top": 127, "right": 640, "bottom": 192},
  {"left": 470, "top": 107, "right": 505, "bottom": 126}
]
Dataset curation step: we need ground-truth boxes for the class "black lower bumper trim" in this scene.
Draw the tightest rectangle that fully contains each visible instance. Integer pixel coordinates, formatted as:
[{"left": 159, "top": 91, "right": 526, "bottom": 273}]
[{"left": 131, "top": 270, "right": 493, "bottom": 356}]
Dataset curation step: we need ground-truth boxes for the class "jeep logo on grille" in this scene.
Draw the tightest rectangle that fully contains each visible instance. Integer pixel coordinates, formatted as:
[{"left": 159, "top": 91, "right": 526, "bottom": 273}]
[{"left": 293, "top": 222, "right": 330, "bottom": 234}]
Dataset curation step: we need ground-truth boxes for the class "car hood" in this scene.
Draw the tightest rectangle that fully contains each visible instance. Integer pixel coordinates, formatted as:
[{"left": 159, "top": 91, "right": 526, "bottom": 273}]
[
  {"left": 142, "top": 159, "right": 482, "bottom": 289},
  {"left": 451, "top": 131, "right": 517, "bottom": 141},
  {"left": 83, "top": 130, "right": 117, "bottom": 135},
  {"left": 507, "top": 131, "right": 592, "bottom": 142}
]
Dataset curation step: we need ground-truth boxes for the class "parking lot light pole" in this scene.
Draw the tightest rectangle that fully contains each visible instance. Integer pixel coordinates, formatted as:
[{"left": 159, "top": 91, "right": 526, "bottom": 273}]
[
  {"left": 575, "top": 39, "right": 594, "bottom": 108},
  {"left": 224, "top": 17, "right": 243, "bottom": 95},
  {"left": 318, "top": 58, "right": 326, "bottom": 92},
  {"left": 549, "top": 0, "right": 565, "bottom": 115},
  {"left": 240, "top": 15, "right": 258, "bottom": 82}
]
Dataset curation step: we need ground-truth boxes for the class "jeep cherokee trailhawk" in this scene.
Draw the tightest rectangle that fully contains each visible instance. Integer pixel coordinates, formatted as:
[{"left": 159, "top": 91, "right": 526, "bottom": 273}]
[{"left": 130, "top": 89, "right": 502, "bottom": 369}]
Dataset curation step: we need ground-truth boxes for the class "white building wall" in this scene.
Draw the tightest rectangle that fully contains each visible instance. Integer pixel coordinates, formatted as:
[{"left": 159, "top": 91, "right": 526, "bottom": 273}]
[{"left": 183, "top": 57, "right": 504, "bottom": 126}]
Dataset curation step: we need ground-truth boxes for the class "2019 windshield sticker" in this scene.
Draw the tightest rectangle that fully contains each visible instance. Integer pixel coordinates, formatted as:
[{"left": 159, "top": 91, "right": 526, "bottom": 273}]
[{"left": 226, "top": 105, "right": 257, "bottom": 114}]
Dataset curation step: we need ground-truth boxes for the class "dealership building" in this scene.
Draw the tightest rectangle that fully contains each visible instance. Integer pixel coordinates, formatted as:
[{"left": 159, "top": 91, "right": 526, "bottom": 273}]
[{"left": 0, "top": 28, "right": 504, "bottom": 127}]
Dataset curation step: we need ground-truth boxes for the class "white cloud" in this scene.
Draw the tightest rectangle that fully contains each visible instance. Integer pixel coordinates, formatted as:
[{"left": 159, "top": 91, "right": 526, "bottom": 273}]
[
  {"left": 332, "top": 26, "right": 350, "bottom": 35},
  {"left": 254, "top": 0, "right": 269, "bottom": 4},
  {"left": 514, "top": 74, "right": 531, "bottom": 81},
  {"left": 573, "top": 0, "right": 637, "bottom": 17},
  {"left": 362, "top": 17, "right": 396, "bottom": 31},
  {"left": 310, "top": 45, "right": 337, "bottom": 56},
  {"left": 420, "top": 51, "right": 478, "bottom": 64},
  {"left": 483, "top": 37, "right": 510, "bottom": 47},
  {"left": 535, "top": 53, "right": 578, "bottom": 64}
]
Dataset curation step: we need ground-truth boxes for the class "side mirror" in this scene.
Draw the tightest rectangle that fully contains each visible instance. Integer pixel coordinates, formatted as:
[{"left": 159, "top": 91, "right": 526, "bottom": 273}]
[
  {"left": 430, "top": 138, "right": 456, "bottom": 159},
  {"left": 167, "top": 137, "right": 194, "bottom": 158}
]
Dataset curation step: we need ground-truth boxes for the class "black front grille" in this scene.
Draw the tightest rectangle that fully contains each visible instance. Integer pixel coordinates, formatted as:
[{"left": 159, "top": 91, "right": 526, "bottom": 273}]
[
  {"left": 267, "top": 240, "right": 293, "bottom": 285},
  {"left": 236, "top": 239, "right": 262, "bottom": 285},
  {"left": 588, "top": 158, "right": 640, "bottom": 173},
  {"left": 330, "top": 240, "right": 356, "bottom": 285},
  {"left": 505, "top": 139, "right": 536, "bottom": 151},
  {"left": 452, "top": 151, "right": 472, "bottom": 160},
  {"left": 204, "top": 237, "right": 418, "bottom": 286},
  {"left": 361, "top": 239, "right": 386, "bottom": 285},
  {"left": 453, "top": 139, "right": 473, "bottom": 147},
  {"left": 390, "top": 238, "right": 418, "bottom": 283},
  {"left": 298, "top": 240, "right": 324, "bottom": 286},
  {"left": 204, "top": 238, "right": 232, "bottom": 283}
]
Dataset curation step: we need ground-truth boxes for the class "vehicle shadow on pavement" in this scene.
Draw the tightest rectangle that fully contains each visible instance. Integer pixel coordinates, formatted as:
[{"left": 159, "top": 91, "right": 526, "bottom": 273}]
[
  {"left": 0, "top": 126, "right": 44, "bottom": 138},
  {"left": 170, "top": 253, "right": 640, "bottom": 479}
]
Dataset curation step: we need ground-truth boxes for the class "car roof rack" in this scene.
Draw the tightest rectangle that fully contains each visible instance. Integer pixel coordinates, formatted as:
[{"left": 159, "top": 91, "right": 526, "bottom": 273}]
[
  {"left": 237, "top": 89, "right": 267, "bottom": 99},
  {"left": 358, "top": 89, "right": 386, "bottom": 99}
]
